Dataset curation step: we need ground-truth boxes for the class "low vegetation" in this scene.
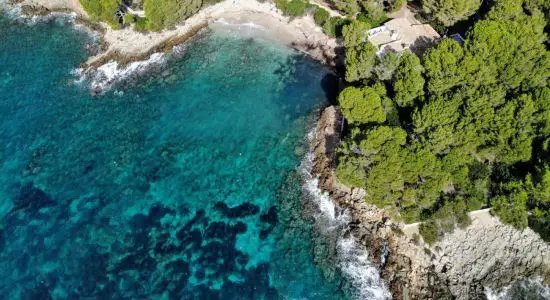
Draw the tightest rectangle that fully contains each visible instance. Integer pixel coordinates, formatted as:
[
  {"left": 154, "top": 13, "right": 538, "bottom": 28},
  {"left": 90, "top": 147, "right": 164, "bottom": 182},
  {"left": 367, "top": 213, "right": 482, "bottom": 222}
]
[
  {"left": 322, "top": 16, "right": 349, "bottom": 38},
  {"left": 80, "top": 0, "right": 224, "bottom": 31},
  {"left": 79, "top": 0, "right": 121, "bottom": 28},
  {"left": 313, "top": 7, "right": 330, "bottom": 26},
  {"left": 285, "top": 0, "right": 308, "bottom": 16},
  {"left": 132, "top": 16, "right": 149, "bottom": 32},
  {"left": 330, "top": 0, "right": 404, "bottom": 24},
  {"left": 144, "top": 0, "right": 202, "bottom": 31}
]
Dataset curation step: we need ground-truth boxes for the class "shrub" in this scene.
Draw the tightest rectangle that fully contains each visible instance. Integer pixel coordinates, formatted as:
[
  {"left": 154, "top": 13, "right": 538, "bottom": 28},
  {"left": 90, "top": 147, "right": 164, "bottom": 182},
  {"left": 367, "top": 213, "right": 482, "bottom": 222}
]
[
  {"left": 79, "top": 0, "right": 120, "bottom": 28},
  {"left": 286, "top": 0, "right": 308, "bottom": 16},
  {"left": 401, "top": 207, "right": 421, "bottom": 223},
  {"left": 275, "top": 0, "right": 288, "bottom": 12},
  {"left": 491, "top": 192, "right": 529, "bottom": 229},
  {"left": 313, "top": 7, "right": 330, "bottom": 26},
  {"left": 419, "top": 221, "right": 439, "bottom": 245},
  {"left": 133, "top": 16, "right": 149, "bottom": 32},
  {"left": 412, "top": 233, "right": 421, "bottom": 244},
  {"left": 356, "top": 12, "right": 387, "bottom": 28},
  {"left": 323, "top": 17, "right": 349, "bottom": 38},
  {"left": 144, "top": 0, "right": 202, "bottom": 31}
]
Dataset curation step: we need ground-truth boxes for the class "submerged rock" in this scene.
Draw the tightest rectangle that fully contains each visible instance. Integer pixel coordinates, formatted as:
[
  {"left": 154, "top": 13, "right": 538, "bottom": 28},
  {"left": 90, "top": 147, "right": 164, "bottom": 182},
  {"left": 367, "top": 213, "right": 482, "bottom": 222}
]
[
  {"left": 13, "top": 182, "right": 55, "bottom": 212},
  {"left": 259, "top": 206, "right": 278, "bottom": 225},
  {"left": 214, "top": 201, "right": 260, "bottom": 218}
]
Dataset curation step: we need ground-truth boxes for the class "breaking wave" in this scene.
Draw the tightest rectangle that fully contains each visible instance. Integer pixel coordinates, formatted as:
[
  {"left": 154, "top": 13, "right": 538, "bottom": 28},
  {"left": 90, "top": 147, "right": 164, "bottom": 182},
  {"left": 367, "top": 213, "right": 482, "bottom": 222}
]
[
  {"left": 299, "top": 130, "right": 391, "bottom": 300},
  {"left": 72, "top": 53, "right": 168, "bottom": 93},
  {"left": 0, "top": 1, "right": 77, "bottom": 26}
]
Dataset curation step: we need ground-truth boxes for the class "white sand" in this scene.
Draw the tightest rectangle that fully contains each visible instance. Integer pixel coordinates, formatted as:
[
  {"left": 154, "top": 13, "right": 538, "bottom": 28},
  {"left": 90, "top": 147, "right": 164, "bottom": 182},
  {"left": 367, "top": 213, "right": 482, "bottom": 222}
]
[{"left": 17, "top": 0, "right": 339, "bottom": 66}]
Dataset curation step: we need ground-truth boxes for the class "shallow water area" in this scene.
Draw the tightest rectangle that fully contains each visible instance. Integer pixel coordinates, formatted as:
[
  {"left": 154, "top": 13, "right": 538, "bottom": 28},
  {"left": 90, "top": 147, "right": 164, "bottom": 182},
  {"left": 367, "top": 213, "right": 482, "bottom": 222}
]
[{"left": 0, "top": 14, "right": 350, "bottom": 299}]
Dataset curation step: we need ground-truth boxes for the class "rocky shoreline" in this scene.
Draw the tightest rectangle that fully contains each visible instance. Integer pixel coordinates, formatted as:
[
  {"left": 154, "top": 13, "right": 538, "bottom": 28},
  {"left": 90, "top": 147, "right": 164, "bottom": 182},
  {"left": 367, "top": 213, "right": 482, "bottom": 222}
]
[
  {"left": 4, "top": 0, "right": 344, "bottom": 97},
  {"left": 3, "top": 0, "right": 548, "bottom": 296},
  {"left": 8, "top": 0, "right": 342, "bottom": 71},
  {"left": 310, "top": 105, "right": 550, "bottom": 299}
]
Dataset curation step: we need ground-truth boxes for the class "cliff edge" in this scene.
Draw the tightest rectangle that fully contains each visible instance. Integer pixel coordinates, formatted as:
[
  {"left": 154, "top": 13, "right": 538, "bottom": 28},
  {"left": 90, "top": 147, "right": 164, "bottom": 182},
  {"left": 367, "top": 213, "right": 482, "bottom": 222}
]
[{"left": 311, "top": 105, "right": 550, "bottom": 299}]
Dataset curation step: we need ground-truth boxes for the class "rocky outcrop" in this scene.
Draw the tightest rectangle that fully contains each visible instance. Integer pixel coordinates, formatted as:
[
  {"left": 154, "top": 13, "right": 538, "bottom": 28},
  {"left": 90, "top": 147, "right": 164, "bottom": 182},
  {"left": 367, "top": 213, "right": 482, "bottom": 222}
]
[
  {"left": 310, "top": 106, "right": 449, "bottom": 299},
  {"left": 290, "top": 41, "right": 345, "bottom": 67},
  {"left": 310, "top": 105, "right": 550, "bottom": 299},
  {"left": 433, "top": 218, "right": 550, "bottom": 297}
]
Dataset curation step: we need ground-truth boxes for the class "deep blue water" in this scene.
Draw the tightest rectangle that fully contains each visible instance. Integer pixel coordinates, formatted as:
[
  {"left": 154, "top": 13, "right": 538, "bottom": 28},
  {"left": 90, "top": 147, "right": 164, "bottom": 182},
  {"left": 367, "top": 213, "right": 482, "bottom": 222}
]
[{"left": 0, "top": 15, "right": 347, "bottom": 299}]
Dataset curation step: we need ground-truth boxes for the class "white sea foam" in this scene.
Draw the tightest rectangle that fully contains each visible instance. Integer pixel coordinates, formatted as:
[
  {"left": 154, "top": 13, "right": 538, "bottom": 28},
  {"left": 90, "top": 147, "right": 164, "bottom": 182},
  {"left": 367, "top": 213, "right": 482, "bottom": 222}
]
[
  {"left": 338, "top": 236, "right": 393, "bottom": 300},
  {"left": 4, "top": 8, "right": 77, "bottom": 26},
  {"left": 73, "top": 52, "right": 167, "bottom": 92},
  {"left": 0, "top": 0, "right": 21, "bottom": 18},
  {"left": 485, "top": 278, "right": 550, "bottom": 300},
  {"left": 299, "top": 129, "right": 392, "bottom": 300}
]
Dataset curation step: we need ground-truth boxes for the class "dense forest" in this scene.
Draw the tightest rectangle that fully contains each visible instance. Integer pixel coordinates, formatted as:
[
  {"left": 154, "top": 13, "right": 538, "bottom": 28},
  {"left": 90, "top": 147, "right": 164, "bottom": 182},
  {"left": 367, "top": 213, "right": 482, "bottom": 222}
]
[{"left": 334, "top": 0, "right": 550, "bottom": 244}]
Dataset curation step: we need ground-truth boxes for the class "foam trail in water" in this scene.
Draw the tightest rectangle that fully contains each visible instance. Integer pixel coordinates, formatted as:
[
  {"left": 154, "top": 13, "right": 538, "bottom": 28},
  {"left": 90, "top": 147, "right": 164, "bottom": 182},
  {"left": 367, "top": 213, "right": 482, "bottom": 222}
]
[
  {"left": 73, "top": 53, "right": 167, "bottom": 92},
  {"left": 0, "top": 1, "right": 77, "bottom": 25},
  {"left": 299, "top": 129, "right": 391, "bottom": 300},
  {"left": 485, "top": 278, "right": 550, "bottom": 300}
]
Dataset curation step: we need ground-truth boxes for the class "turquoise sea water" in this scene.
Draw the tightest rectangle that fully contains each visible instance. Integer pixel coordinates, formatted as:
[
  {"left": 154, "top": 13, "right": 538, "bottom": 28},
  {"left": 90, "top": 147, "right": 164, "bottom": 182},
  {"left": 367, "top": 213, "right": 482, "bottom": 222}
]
[{"left": 0, "top": 15, "right": 349, "bottom": 299}]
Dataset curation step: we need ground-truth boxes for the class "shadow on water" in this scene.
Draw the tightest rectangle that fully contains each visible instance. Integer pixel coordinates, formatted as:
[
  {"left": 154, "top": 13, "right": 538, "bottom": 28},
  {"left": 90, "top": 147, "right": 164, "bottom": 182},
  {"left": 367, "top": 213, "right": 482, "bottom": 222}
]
[{"left": 321, "top": 72, "right": 340, "bottom": 105}]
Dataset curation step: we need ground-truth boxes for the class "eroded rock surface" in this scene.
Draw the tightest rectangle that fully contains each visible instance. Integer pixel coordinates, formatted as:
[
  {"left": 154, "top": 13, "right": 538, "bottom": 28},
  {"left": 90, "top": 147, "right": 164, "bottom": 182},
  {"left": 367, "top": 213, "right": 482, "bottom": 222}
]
[{"left": 433, "top": 218, "right": 550, "bottom": 298}]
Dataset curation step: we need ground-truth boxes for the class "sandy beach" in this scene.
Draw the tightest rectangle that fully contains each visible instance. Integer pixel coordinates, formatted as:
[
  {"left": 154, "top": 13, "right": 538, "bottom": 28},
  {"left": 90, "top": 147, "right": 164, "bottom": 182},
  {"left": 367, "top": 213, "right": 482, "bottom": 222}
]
[{"left": 15, "top": 0, "right": 339, "bottom": 67}]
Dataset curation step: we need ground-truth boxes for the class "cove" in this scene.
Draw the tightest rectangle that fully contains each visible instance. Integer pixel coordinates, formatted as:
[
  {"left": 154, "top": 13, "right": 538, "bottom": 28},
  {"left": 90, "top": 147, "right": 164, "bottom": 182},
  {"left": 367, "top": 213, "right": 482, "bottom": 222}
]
[{"left": 0, "top": 15, "right": 348, "bottom": 299}]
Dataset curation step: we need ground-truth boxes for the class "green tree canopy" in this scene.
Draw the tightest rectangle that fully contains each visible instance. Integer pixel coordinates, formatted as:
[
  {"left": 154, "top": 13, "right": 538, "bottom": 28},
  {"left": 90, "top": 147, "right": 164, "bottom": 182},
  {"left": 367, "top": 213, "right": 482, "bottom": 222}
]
[
  {"left": 465, "top": 12, "right": 550, "bottom": 91},
  {"left": 80, "top": 0, "right": 121, "bottom": 28},
  {"left": 336, "top": 0, "right": 550, "bottom": 242},
  {"left": 313, "top": 7, "right": 330, "bottom": 26},
  {"left": 339, "top": 87, "right": 386, "bottom": 124},
  {"left": 144, "top": 0, "right": 202, "bottom": 31},
  {"left": 392, "top": 52, "right": 425, "bottom": 107},
  {"left": 422, "top": 0, "right": 481, "bottom": 26},
  {"left": 333, "top": 0, "right": 360, "bottom": 15},
  {"left": 342, "top": 21, "right": 378, "bottom": 82},
  {"left": 331, "top": 0, "right": 405, "bottom": 17},
  {"left": 373, "top": 51, "right": 400, "bottom": 81},
  {"left": 342, "top": 20, "right": 370, "bottom": 48},
  {"left": 345, "top": 43, "right": 377, "bottom": 82},
  {"left": 423, "top": 39, "right": 468, "bottom": 95},
  {"left": 491, "top": 182, "right": 529, "bottom": 229}
]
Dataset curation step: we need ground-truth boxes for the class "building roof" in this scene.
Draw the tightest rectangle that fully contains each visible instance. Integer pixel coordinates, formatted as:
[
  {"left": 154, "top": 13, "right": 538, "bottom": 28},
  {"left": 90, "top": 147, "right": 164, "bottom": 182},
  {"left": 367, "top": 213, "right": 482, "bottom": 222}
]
[
  {"left": 449, "top": 33, "right": 465, "bottom": 45},
  {"left": 368, "top": 9, "right": 440, "bottom": 55}
]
